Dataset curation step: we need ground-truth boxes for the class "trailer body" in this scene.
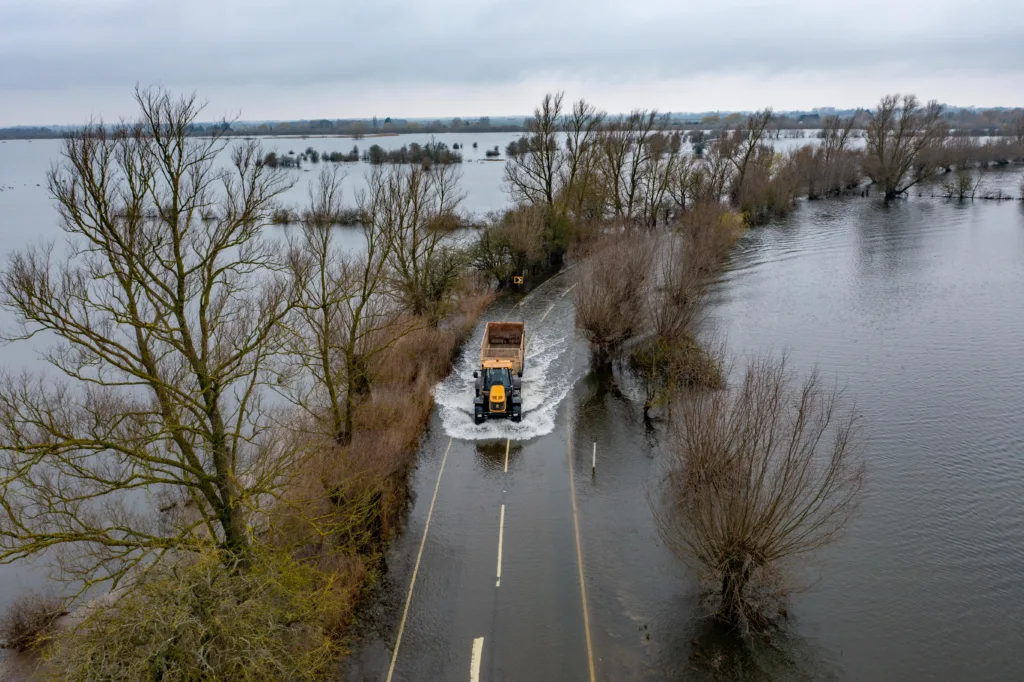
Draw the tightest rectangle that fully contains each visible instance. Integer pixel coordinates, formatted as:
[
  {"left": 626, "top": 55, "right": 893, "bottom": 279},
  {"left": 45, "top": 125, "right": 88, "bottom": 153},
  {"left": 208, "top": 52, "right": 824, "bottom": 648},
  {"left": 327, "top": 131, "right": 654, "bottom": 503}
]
[{"left": 474, "top": 322, "right": 525, "bottom": 424}]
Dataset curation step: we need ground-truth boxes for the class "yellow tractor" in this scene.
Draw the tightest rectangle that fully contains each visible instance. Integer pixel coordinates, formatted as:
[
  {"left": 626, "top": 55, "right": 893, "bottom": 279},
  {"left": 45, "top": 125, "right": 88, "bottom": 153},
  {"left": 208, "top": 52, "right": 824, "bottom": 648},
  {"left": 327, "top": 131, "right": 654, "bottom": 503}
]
[{"left": 474, "top": 322, "right": 525, "bottom": 424}]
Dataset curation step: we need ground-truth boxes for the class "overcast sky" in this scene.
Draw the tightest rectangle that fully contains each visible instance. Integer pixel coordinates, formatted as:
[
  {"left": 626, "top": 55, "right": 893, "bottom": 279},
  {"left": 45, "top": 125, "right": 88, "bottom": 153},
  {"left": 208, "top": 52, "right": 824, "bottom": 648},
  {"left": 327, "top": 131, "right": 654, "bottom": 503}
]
[{"left": 2, "top": 0, "right": 1023, "bottom": 126}]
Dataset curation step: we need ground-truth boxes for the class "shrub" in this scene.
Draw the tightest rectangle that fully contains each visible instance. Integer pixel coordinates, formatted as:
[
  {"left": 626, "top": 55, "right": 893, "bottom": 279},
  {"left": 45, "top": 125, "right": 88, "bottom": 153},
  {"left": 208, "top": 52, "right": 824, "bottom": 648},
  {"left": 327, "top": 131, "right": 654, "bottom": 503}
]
[
  {"left": 0, "top": 592, "right": 66, "bottom": 652},
  {"left": 630, "top": 334, "right": 724, "bottom": 415},
  {"left": 272, "top": 207, "right": 299, "bottom": 224},
  {"left": 573, "top": 233, "right": 655, "bottom": 365},
  {"left": 44, "top": 547, "right": 349, "bottom": 682},
  {"left": 941, "top": 171, "right": 983, "bottom": 201},
  {"left": 654, "top": 355, "right": 864, "bottom": 636}
]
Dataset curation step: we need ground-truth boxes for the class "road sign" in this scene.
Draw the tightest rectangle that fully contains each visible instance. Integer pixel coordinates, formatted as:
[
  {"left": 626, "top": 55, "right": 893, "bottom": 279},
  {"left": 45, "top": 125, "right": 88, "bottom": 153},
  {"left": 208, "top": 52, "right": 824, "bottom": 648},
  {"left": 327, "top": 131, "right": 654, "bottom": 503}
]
[{"left": 513, "top": 276, "right": 524, "bottom": 284}]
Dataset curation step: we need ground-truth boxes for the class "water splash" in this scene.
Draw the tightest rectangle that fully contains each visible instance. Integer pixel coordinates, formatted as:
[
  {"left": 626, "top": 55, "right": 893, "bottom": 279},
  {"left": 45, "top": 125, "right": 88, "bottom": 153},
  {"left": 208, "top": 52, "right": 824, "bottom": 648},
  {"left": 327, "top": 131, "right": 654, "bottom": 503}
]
[{"left": 435, "top": 298, "right": 580, "bottom": 441}]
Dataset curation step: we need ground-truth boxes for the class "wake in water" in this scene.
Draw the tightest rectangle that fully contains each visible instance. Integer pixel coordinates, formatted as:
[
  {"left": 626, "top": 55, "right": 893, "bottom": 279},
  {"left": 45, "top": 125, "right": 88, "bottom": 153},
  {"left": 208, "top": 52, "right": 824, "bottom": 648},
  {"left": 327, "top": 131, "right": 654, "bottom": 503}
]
[{"left": 435, "top": 296, "right": 581, "bottom": 441}]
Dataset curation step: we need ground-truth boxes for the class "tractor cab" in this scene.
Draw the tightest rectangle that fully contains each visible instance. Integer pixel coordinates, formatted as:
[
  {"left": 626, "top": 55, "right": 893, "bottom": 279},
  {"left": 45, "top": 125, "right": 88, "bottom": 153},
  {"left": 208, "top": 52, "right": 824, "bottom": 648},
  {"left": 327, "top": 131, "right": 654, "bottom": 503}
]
[{"left": 474, "top": 361, "right": 522, "bottom": 424}]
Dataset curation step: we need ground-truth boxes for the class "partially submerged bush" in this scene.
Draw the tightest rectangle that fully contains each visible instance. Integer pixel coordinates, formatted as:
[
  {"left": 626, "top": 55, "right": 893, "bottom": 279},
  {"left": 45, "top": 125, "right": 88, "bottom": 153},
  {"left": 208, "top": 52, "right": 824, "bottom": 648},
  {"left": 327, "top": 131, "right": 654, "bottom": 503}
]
[
  {"left": 654, "top": 355, "right": 864, "bottom": 637},
  {"left": 0, "top": 591, "right": 66, "bottom": 652},
  {"left": 941, "top": 171, "right": 983, "bottom": 201},
  {"left": 573, "top": 233, "right": 655, "bottom": 364},
  {"left": 44, "top": 547, "right": 349, "bottom": 682},
  {"left": 631, "top": 334, "right": 724, "bottom": 415}
]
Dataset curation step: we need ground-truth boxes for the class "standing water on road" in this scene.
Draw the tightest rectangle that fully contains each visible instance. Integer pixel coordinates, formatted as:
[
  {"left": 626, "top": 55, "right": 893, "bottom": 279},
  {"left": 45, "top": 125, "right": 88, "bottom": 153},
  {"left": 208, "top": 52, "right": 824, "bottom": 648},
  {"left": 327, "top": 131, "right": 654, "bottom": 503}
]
[
  {"left": 435, "top": 276, "right": 585, "bottom": 441},
  {"left": 575, "top": 193, "right": 1024, "bottom": 681}
]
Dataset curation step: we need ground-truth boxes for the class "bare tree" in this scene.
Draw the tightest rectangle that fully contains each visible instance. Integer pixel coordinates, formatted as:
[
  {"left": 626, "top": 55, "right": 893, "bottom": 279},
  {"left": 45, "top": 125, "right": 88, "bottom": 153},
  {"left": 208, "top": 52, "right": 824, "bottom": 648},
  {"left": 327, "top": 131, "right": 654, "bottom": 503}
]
[
  {"left": 654, "top": 355, "right": 864, "bottom": 635},
  {"left": 284, "top": 166, "right": 355, "bottom": 443},
  {"left": 572, "top": 234, "right": 655, "bottom": 364},
  {"left": 819, "top": 111, "right": 862, "bottom": 195},
  {"left": 638, "top": 131, "right": 684, "bottom": 228},
  {"left": 376, "top": 163, "right": 466, "bottom": 321},
  {"left": 941, "top": 170, "right": 984, "bottom": 201},
  {"left": 0, "top": 88, "right": 297, "bottom": 588},
  {"left": 1012, "top": 111, "right": 1024, "bottom": 146},
  {"left": 504, "top": 92, "right": 564, "bottom": 207},
  {"left": 865, "top": 94, "right": 948, "bottom": 200},
  {"left": 692, "top": 137, "right": 734, "bottom": 205},
  {"left": 559, "top": 99, "right": 605, "bottom": 224},
  {"left": 666, "top": 152, "right": 696, "bottom": 213},
  {"left": 597, "top": 110, "right": 663, "bottom": 225},
  {"left": 728, "top": 109, "right": 774, "bottom": 205},
  {"left": 322, "top": 167, "right": 410, "bottom": 443},
  {"left": 0, "top": 591, "right": 66, "bottom": 652}
]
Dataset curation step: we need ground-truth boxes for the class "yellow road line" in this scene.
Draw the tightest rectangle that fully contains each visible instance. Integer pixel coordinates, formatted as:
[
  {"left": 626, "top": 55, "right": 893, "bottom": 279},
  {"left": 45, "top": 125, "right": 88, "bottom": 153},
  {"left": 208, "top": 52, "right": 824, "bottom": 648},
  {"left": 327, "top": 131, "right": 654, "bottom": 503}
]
[
  {"left": 539, "top": 302, "right": 555, "bottom": 323},
  {"left": 567, "top": 427, "right": 597, "bottom": 682},
  {"left": 504, "top": 438, "right": 510, "bottom": 473},
  {"left": 562, "top": 282, "right": 578, "bottom": 297},
  {"left": 386, "top": 437, "right": 454, "bottom": 682}
]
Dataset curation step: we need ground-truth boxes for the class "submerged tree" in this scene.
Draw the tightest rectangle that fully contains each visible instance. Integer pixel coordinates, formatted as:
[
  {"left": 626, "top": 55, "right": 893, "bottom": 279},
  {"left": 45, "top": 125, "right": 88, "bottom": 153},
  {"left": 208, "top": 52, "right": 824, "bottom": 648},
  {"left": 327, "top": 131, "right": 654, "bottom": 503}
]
[
  {"left": 0, "top": 88, "right": 298, "bottom": 589},
  {"left": 655, "top": 355, "right": 864, "bottom": 635},
  {"left": 865, "top": 94, "right": 948, "bottom": 200}
]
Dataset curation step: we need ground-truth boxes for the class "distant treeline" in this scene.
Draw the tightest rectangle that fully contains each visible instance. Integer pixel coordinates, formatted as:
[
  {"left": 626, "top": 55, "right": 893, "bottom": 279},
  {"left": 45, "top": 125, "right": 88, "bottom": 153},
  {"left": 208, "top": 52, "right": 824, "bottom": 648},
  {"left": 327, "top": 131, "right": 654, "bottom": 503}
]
[
  {"left": 261, "top": 140, "right": 462, "bottom": 171},
  {"left": 5, "top": 108, "right": 1024, "bottom": 140}
]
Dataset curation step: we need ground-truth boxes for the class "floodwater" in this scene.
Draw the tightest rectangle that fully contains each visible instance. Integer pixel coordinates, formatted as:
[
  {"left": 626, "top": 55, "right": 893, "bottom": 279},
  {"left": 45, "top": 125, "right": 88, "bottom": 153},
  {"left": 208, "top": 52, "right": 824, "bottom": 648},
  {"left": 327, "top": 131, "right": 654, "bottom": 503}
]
[
  {"left": 344, "top": 170, "right": 1024, "bottom": 680},
  {"left": 4, "top": 136, "right": 1024, "bottom": 681}
]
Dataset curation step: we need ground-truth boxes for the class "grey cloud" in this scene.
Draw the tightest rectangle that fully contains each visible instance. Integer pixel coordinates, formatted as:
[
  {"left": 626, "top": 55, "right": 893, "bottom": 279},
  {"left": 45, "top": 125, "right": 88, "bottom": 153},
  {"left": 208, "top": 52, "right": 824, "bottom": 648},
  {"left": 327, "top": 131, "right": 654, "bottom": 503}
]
[{"left": 2, "top": 0, "right": 1023, "bottom": 116}]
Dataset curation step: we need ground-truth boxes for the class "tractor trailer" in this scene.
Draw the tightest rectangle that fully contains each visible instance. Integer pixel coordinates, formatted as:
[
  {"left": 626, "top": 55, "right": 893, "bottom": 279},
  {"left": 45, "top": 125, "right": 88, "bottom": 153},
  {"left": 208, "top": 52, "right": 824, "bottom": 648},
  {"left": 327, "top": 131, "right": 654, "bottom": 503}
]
[{"left": 473, "top": 321, "right": 525, "bottom": 424}]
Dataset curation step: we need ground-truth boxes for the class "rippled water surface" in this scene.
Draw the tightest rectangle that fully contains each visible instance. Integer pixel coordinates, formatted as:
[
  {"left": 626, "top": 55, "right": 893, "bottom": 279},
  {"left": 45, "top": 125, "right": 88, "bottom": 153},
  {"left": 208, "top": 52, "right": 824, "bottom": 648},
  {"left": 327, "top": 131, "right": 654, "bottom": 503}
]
[
  {"left": 4, "top": 137, "right": 1024, "bottom": 680},
  {"left": 699, "top": 196, "right": 1024, "bottom": 680}
]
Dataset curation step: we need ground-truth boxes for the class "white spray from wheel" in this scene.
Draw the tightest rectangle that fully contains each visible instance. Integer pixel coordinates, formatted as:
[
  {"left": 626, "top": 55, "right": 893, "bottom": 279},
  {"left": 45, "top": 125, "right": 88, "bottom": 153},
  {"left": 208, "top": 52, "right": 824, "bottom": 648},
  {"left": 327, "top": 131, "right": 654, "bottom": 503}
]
[{"left": 435, "top": 290, "right": 582, "bottom": 441}]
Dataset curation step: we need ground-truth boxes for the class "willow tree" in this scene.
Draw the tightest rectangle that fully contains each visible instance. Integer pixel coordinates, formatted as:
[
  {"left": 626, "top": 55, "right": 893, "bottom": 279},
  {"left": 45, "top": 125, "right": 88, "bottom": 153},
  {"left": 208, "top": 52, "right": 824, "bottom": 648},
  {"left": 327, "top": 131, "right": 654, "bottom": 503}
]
[
  {"left": 0, "top": 88, "right": 297, "bottom": 589},
  {"left": 865, "top": 94, "right": 948, "bottom": 200},
  {"left": 655, "top": 355, "right": 864, "bottom": 635}
]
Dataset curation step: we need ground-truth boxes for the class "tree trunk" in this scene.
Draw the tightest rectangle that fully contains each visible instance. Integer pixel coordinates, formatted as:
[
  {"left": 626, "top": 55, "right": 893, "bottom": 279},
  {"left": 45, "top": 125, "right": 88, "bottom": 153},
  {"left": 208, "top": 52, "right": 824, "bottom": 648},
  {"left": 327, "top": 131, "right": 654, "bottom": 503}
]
[{"left": 719, "top": 559, "right": 751, "bottom": 627}]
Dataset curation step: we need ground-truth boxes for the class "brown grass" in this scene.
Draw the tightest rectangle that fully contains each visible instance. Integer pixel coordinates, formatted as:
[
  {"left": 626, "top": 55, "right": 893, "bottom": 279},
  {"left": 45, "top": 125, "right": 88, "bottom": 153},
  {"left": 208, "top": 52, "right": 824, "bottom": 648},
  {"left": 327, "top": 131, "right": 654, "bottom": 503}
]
[{"left": 266, "top": 279, "right": 493, "bottom": 627}]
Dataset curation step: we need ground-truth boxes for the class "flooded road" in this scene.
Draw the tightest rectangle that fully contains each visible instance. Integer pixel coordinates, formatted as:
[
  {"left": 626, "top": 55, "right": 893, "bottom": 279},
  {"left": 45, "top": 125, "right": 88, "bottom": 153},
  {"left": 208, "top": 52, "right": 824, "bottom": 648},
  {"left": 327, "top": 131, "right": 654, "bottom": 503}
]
[
  {"left": 347, "top": 191, "right": 1024, "bottom": 682},
  {"left": 5, "top": 138, "right": 1024, "bottom": 680},
  {"left": 346, "top": 279, "right": 595, "bottom": 682}
]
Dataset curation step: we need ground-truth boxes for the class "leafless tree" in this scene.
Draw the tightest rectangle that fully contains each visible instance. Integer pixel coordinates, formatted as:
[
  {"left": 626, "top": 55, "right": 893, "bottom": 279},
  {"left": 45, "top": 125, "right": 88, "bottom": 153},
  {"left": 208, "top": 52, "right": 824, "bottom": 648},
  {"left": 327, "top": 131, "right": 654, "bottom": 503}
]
[
  {"left": 941, "top": 170, "right": 984, "bottom": 201},
  {"left": 597, "top": 110, "right": 664, "bottom": 225},
  {"left": 318, "top": 167, "right": 413, "bottom": 443},
  {"left": 819, "top": 112, "right": 862, "bottom": 194},
  {"left": 638, "top": 132, "right": 684, "bottom": 228},
  {"left": 654, "top": 355, "right": 864, "bottom": 635},
  {"left": 728, "top": 109, "right": 774, "bottom": 205},
  {"left": 283, "top": 166, "right": 356, "bottom": 444},
  {"left": 865, "top": 94, "right": 948, "bottom": 200},
  {"left": 375, "top": 163, "right": 466, "bottom": 321},
  {"left": 572, "top": 234, "right": 655, "bottom": 364},
  {"left": 1012, "top": 111, "right": 1024, "bottom": 146},
  {"left": 666, "top": 152, "right": 696, "bottom": 213},
  {"left": 0, "top": 88, "right": 298, "bottom": 588},
  {"left": 692, "top": 137, "right": 734, "bottom": 205},
  {"left": 504, "top": 92, "right": 564, "bottom": 207},
  {"left": 0, "top": 591, "right": 66, "bottom": 652},
  {"left": 559, "top": 99, "right": 606, "bottom": 224}
]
